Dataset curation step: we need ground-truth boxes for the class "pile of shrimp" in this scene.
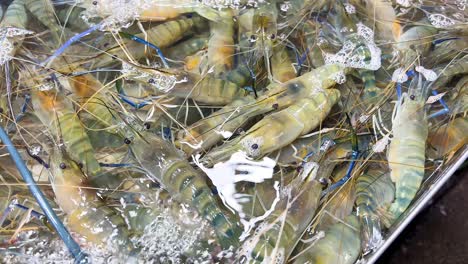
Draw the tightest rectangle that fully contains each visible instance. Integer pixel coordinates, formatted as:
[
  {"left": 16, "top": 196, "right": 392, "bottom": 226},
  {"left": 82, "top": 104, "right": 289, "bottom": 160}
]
[{"left": 0, "top": 0, "right": 467, "bottom": 263}]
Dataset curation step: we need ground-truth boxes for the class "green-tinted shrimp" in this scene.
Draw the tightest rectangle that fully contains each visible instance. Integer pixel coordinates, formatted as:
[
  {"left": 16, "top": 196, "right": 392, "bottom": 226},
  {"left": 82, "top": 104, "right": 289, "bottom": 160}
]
[
  {"left": 31, "top": 89, "right": 101, "bottom": 176},
  {"left": 432, "top": 54, "right": 468, "bottom": 89},
  {"left": 68, "top": 73, "right": 117, "bottom": 132},
  {"left": 49, "top": 148, "right": 135, "bottom": 255},
  {"left": 222, "top": 63, "right": 256, "bottom": 87},
  {"left": 85, "top": 16, "right": 207, "bottom": 69},
  {"left": 128, "top": 132, "right": 241, "bottom": 249},
  {"left": 164, "top": 35, "right": 209, "bottom": 61},
  {"left": 77, "top": 0, "right": 223, "bottom": 22},
  {"left": 202, "top": 88, "right": 340, "bottom": 164},
  {"left": 56, "top": 5, "right": 90, "bottom": 31},
  {"left": 386, "top": 73, "right": 428, "bottom": 224},
  {"left": 177, "top": 63, "right": 345, "bottom": 155},
  {"left": 426, "top": 37, "right": 467, "bottom": 67},
  {"left": 317, "top": 166, "right": 356, "bottom": 231},
  {"left": 0, "top": 0, "right": 29, "bottom": 64},
  {"left": 251, "top": 1, "right": 279, "bottom": 82},
  {"left": 355, "top": 167, "right": 394, "bottom": 254},
  {"left": 123, "top": 63, "right": 247, "bottom": 105},
  {"left": 176, "top": 96, "right": 257, "bottom": 155},
  {"left": 1, "top": 0, "right": 27, "bottom": 29},
  {"left": 24, "top": 0, "right": 62, "bottom": 42},
  {"left": 271, "top": 45, "right": 296, "bottom": 83},
  {"left": 428, "top": 116, "right": 468, "bottom": 160},
  {"left": 207, "top": 10, "right": 235, "bottom": 76},
  {"left": 395, "top": 23, "right": 438, "bottom": 65},
  {"left": 291, "top": 215, "right": 361, "bottom": 264},
  {"left": 303, "top": 21, "right": 326, "bottom": 69},
  {"left": 237, "top": 163, "right": 323, "bottom": 263},
  {"left": 450, "top": 75, "right": 468, "bottom": 114}
]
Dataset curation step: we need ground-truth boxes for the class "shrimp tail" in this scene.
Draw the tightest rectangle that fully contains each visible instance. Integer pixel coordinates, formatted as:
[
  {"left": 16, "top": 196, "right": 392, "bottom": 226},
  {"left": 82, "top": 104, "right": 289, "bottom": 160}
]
[{"left": 359, "top": 214, "right": 384, "bottom": 254}]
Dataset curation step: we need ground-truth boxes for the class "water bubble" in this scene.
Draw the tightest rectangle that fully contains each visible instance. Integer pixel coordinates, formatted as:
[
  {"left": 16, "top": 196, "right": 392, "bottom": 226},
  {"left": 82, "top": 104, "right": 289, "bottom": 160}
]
[
  {"left": 280, "top": 2, "right": 291, "bottom": 12},
  {"left": 396, "top": 0, "right": 412, "bottom": 7},
  {"left": 0, "top": 27, "right": 33, "bottom": 65},
  {"left": 29, "top": 144, "right": 42, "bottom": 156},
  {"left": 344, "top": 3, "right": 356, "bottom": 14},
  {"left": 456, "top": 0, "right": 466, "bottom": 10},
  {"left": 428, "top": 14, "right": 456, "bottom": 28}
]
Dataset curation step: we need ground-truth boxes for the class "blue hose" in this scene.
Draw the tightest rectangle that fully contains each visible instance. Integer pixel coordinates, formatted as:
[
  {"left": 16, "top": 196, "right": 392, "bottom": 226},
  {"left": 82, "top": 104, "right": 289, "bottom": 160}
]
[{"left": 0, "top": 126, "right": 88, "bottom": 263}]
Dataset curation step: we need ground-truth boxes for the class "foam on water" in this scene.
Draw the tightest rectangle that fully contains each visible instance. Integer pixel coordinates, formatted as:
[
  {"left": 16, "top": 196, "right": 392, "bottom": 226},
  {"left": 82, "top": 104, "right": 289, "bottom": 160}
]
[
  {"left": 2, "top": 231, "right": 119, "bottom": 264},
  {"left": 3, "top": 203, "right": 215, "bottom": 263},
  {"left": 344, "top": 3, "right": 356, "bottom": 14},
  {"left": 134, "top": 208, "right": 212, "bottom": 263},
  {"left": 396, "top": 0, "right": 412, "bottom": 7},
  {"left": 456, "top": 0, "right": 467, "bottom": 10},
  {"left": 80, "top": 0, "right": 146, "bottom": 30},
  {"left": 0, "top": 27, "right": 34, "bottom": 65},
  {"left": 199, "top": 0, "right": 245, "bottom": 9},
  {"left": 428, "top": 14, "right": 456, "bottom": 28},
  {"left": 324, "top": 24, "right": 381, "bottom": 71},
  {"left": 331, "top": 70, "right": 347, "bottom": 84},
  {"left": 122, "top": 63, "right": 177, "bottom": 92}
]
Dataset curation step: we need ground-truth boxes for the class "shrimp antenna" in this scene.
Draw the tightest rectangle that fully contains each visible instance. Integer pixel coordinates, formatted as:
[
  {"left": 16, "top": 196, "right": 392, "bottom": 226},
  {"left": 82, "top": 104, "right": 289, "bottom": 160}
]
[
  {"left": 26, "top": 147, "right": 50, "bottom": 168},
  {"left": 43, "top": 23, "right": 102, "bottom": 67},
  {"left": 118, "top": 31, "right": 170, "bottom": 68},
  {"left": 322, "top": 113, "right": 359, "bottom": 197}
]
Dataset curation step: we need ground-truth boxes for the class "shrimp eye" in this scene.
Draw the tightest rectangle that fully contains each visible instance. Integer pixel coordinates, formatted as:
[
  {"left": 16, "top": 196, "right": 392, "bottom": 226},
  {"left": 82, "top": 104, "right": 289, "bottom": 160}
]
[
  {"left": 148, "top": 78, "right": 155, "bottom": 84},
  {"left": 251, "top": 143, "right": 259, "bottom": 150},
  {"left": 250, "top": 35, "right": 257, "bottom": 41},
  {"left": 269, "top": 34, "right": 276, "bottom": 40},
  {"left": 272, "top": 103, "right": 279, "bottom": 109},
  {"left": 59, "top": 163, "right": 67, "bottom": 169},
  {"left": 124, "top": 138, "right": 132, "bottom": 144},
  {"left": 92, "top": 1, "right": 98, "bottom": 5},
  {"left": 410, "top": 94, "right": 415, "bottom": 100},
  {"left": 144, "top": 122, "right": 151, "bottom": 130},
  {"left": 0, "top": 107, "right": 3, "bottom": 113},
  {"left": 78, "top": 162, "right": 84, "bottom": 169}
]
